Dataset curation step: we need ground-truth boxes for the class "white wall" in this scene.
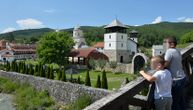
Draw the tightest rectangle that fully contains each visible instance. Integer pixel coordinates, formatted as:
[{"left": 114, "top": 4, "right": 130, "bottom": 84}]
[
  {"left": 127, "top": 40, "right": 137, "bottom": 54},
  {"left": 104, "top": 33, "right": 128, "bottom": 50}
]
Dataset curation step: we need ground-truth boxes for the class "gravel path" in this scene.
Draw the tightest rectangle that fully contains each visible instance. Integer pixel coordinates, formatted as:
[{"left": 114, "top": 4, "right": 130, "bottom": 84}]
[{"left": 0, "top": 93, "right": 15, "bottom": 110}]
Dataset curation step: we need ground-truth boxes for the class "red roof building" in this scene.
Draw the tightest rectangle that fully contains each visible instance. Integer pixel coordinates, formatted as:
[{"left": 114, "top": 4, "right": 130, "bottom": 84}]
[{"left": 69, "top": 47, "right": 108, "bottom": 65}]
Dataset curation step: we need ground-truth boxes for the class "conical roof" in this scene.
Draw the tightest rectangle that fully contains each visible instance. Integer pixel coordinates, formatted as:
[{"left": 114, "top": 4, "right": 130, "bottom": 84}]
[
  {"left": 104, "top": 19, "right": 128, "bottom": 28},
  {"left": 74, "top": 25, "right": 80, "bottom": 30}
]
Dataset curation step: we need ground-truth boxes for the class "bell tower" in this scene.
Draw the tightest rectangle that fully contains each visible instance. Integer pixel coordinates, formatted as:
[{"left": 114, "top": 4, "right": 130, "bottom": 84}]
[{"left": 104, "top": 19, "right": 130, "bottom": 63}]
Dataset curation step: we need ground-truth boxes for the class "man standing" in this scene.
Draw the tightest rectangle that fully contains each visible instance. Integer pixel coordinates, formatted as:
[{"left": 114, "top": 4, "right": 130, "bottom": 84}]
[{"left": 164, "top": 37, "right": 186, "bottom": 110}]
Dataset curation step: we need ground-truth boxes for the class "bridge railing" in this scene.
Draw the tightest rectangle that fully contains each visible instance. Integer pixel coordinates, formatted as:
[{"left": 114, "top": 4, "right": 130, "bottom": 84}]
[{"left": 84, "top": 44, "right": 193, "bottom": 110}]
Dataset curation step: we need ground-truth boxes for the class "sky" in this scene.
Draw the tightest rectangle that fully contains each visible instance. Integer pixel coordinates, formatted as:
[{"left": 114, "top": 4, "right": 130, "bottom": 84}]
[{"left": 0, "top": 0, "right": 193, "bottom": 33}]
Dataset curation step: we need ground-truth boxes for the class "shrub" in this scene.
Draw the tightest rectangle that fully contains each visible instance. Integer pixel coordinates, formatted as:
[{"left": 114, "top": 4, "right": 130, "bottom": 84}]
[
  {"left": 6, "top": 61, "right": 10, "bottom": 71},
  {"left": 125, "top": 77, "right": 130, "bottom": 84},
  {"left": 49, "top": 66, "right": 54, "bottom": 79},
  {"left": 95, "top": 74, "right": 101, "bottom": 88},
  {"left": 77, "top": 76, "right": 81, "bottom": 84},
  {"left": 101, "top": 70, "right": 108, "bottom": 89},
  {"left": 61, "top": 69, "right": 66, "bottom": 82},
  {"left": 68, "top": 94, "right": 91, "bottom": 110},
  {"left": 85, "top": 70, "right": 91, "bottom": 86}
]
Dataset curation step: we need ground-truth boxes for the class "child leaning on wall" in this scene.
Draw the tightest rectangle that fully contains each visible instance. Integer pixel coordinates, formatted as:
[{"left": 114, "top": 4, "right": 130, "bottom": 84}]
[{"left": 140, "top": 56, "right": 172, "bottom": 110}]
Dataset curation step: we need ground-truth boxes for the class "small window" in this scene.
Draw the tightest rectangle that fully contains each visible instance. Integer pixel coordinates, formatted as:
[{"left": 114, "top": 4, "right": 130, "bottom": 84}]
[
  {"left": 121, "top": 35, "right": 123, "bottom": 39},
  {"left": 109, "top": 43, "right": 111, "bottom": 47},
  {"left": 121, "top": 43, "right": 123, "bottom": 47},
  {"left": 109, "top": 35, "right": 111, "bottom": 39}
]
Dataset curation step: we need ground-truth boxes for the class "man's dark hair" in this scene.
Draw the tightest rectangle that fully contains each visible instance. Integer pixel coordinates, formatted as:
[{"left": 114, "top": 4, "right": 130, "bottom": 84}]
[{"left": 166, "top": 37, "right": 177, "bottom": 45}]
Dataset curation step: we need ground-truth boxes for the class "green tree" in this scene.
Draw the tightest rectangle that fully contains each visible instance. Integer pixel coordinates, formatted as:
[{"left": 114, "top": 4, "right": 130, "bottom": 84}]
[
  {"left": 37, "top": 32, "right": 74, "bottom": 66},
  {"left": 77, "top": 76, "right": 81, "bottom": 84},
  {"left": 61, "top": 68, "right": 66, "bottom": 82},
  {"left": 34, "top": 64, "right": 38, "bottom": 76},
  {"left": 49, "top": 66, "right": 54, "bottom": 79},
  {"left": 46, "top": 65, "right": 50, "bottom": 78},
  {"left": 57, "top": 68, "right": 62, "bottom": 80},
  {"left": 22, "top": 62, "right": 26, "bottom": 74},
  {"left": 88, "top": 58, "right": 96, "bottom": 70},
  {"left": 101, "top": 70, "right": 108, "bottom": 89},
  {"left": 85, "top": 70, "right": 91, "bottom": 86},
  {"left": 125, "top": 77, "right": 130, "bottom": 84},
  {"left": 96, "top": 59, "right": 107, "bottom": 71},
  {"left": 109, "top": 61, "right": 117, "bottom": 73},
  {"left": 25, "top": 65, "right": 29, "bottom": 74},
  {"left": 180, "top": 30, "right": 193, "bottom": 43},
  {"left": 6, "top": 61, "right": 10, "bottom": 71},
  {"left": 29, "top": 64, "right": 34, "bottom": 75},
  {"left": 95, "top": 74, "right": 101, "bottom": 88}
]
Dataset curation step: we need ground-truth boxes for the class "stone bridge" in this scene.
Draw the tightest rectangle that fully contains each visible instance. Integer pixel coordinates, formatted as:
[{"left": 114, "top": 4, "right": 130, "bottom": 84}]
[{"left": 84, "top": 44, "right": 193, "bottom": 110}]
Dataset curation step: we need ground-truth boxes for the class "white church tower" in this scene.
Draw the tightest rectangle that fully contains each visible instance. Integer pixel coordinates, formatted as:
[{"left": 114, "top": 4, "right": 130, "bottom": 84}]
[
  {"left": 104, "top": 19, "right": 130, "bottom": 63},
  {"left": 73, "top": 25, "right": 86, "bottom": 49}
]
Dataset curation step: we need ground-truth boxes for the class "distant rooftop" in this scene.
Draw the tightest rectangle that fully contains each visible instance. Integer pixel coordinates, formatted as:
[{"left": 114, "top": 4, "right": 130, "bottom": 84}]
[
  {"left": 130, "top": 30, "right": 138, "bottom": 33},
  {"left": 104, "top": 19, "right": 128, "bottom": 28}
]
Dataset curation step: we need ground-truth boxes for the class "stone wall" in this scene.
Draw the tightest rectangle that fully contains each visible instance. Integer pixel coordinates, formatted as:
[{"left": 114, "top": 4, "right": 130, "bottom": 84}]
[{"left": 0, "top": 70, "right": 111, "bottom": 104}]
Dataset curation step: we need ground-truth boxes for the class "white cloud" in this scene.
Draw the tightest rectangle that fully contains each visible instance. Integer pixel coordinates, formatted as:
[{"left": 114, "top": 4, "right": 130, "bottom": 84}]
[
  {"left": 152, "top": 16, "right": 162, "bottom": 24},
  {"left": 177, "top": 17, "right": 193, "bottom": 22},
  {"left": 177, "top": 17, "right": 186, "bottom": 21},
  {"left": 44, "top": 9, "right": 55, "bottom": 13},
  {"left": 1, "top": 27, "right": 16, "bottom": 34},
  {"left": 16, "top": 18, "right": 44, "bottom": 29}
]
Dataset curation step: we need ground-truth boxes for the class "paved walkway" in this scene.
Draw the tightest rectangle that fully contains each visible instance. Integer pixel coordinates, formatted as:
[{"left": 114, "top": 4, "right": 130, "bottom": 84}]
[{"left": 0, "top": 93, "right": 15, "bottom": 110}]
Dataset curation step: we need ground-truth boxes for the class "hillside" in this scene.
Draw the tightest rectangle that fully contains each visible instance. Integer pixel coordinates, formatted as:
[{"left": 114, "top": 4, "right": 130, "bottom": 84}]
[
  {"left": 0, "top": 28, "right": 54, "bottom": 43},
  {"left": 0, "top": 22, "right": 193, "bottom": 47}
]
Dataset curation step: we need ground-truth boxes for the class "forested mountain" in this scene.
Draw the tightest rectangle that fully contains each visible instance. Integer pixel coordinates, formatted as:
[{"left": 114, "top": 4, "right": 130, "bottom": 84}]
[
  {"left": 0, "top": 22, "right": 193, "bottom": 47},
  {"left": 0, "top": 28, "right": 54, "bottom": 43}
]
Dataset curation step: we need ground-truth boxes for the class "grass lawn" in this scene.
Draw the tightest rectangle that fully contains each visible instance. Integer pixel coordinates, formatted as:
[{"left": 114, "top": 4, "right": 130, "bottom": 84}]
[{"left": 66, "top": 70, "right": 138, "bottom": 90}]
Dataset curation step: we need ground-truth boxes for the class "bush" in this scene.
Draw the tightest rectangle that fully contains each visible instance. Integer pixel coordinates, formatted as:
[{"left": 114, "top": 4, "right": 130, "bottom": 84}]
[
  {"left": 68, "top": 94, "right": 91, "bottom": 110},
  {"left": 85, "top": 70, "right": 91, "bottom": 86},
  {"left": 101, "top": 70, "right": 108, "bottom": 89},
  {"left": 0, "top": 77, "right": 56, "bottom": 109}
]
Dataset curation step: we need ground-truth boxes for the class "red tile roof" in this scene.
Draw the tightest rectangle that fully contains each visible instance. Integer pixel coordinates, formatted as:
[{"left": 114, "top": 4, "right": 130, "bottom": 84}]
[
  {"left": 70, "top": 48, "right": 96, "bottom": 58},
  {"left": 69, "top": 47, "right": 108, "bottom": 60},
  {"left": 93, "top": 42, "right": 104, "bottom": 48}
]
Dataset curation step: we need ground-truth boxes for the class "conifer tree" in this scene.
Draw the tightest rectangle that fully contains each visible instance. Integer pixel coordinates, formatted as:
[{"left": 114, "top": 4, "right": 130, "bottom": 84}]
[
  {"left": 85, "top": 70, "right": 91, "bottom": 86},
  {"left": 29, "top": 64, "right": 34, "bottom": 75},
  {"left": 22, "top": 62, "right": 26, "bottom": 74},
  {"left": 6, "top": 61, "right": 10, "bottom": 71},
  {"left": 125, "top": 77, "right": 130, "bottom": 84},
  {"left": 15, "top": 62, "right": 19, "bottom": 72},
  {"left": 25, "top": 65, "right": 29, "bottom": 74},
  {"left": 101, "top": 70, "right": 108, "bottom": 89},
  {"left": 61, "top": 68, "right": 66, "bottom": 82},
  {"left": 49, "top": 66, "right": 54, "bottom": 79},
  {"left": 18, "top": 61, "right": 23, "bottom": 73},
  {"left": 11, "top": 61, "right": 15, "bottom": 71},
  {"left": 58, "top": 68, "right": 62, "bottom": 80},
  {"left": 95, "top": 74, "right": 101, "bottom": 88},
  {"left": 34, "top": 64, "right": 38, "bottom": 76},
  {"left": 46, "top": 65, "right": 50, "bottom": 78},
  {"left": 77, "top": 76, "right": 81, "bottom": 84}
]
